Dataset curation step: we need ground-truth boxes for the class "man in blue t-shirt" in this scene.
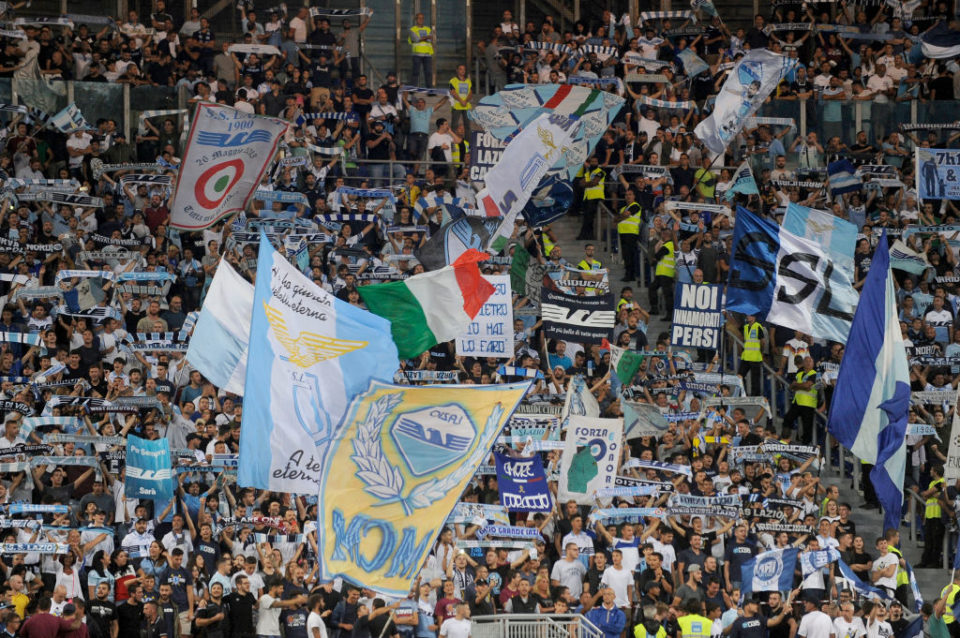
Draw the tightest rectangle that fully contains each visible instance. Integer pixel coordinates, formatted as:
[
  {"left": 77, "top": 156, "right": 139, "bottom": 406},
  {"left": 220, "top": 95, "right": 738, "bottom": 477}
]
[{"left": 162, "top": 548, "right": 194, "bottom": 637}]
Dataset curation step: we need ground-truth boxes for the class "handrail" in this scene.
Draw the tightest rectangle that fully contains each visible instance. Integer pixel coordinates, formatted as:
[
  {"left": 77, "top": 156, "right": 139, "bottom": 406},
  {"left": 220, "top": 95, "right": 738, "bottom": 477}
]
[{"left": 470, "top": 613, "right": 604, "bottom": 638}]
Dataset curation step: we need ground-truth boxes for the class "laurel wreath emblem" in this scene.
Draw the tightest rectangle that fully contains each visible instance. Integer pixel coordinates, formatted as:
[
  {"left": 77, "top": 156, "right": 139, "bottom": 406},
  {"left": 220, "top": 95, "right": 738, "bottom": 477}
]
[{"left": 351, "top": 392, "right": 504, "bottom": 515}]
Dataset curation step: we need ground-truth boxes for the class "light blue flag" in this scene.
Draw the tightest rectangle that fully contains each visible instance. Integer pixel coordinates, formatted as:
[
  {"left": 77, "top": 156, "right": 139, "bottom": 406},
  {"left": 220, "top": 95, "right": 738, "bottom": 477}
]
[
  {"left": 677, "top": 49, "right": 710, "bottom": 77},
  {"left": 836, "top": 557, "right": 893, "bottom": 601},
  {"left": 726, "top": 207, "right": 856, "bottom": 343},
  {"left": 782, "top": 202, "right": 857, "bottom": 278},
  {"left": 239, "top": 232, "right": 399, "bottom": 495},
  {"left": 724, "top": 161, "right": 759, "bottom": 200},
  {"left": 888, "top": 240, "right": 930, "bottom": 276},
  {"left": 826, "top": 231, "right": 910, "bottom": 533},
  {"left": 740, "top": 548, "right": 798, "bottom": 597},
  {"left": 800, "top": 548, "right": 841, "bottom": 575},
  {"left": 125, "top": 435, "right": 175, "bottom": 502}
]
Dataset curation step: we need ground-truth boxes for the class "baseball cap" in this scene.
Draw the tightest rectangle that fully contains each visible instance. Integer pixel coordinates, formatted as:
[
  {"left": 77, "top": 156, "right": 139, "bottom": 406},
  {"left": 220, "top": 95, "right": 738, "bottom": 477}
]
[{"left": 687, "top": 564, "right": 701, "bottom": 573}]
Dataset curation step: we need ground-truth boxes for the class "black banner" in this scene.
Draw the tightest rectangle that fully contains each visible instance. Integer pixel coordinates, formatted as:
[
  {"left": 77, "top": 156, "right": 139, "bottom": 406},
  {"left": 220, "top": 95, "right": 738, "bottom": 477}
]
[
  {"left": 541, "top": 289, "right": 615, "bottom": 344},
  {"left": 469, "top": 131, "right": 507, "bottom": 185}
]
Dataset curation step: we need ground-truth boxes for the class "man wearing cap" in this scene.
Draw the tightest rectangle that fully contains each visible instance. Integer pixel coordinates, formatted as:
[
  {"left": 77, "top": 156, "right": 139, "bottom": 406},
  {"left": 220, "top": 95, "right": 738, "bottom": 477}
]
[
  {"left": 468, "top": 580, "right": 495, "bottom": 617},
  {"left": 672, "top": 564, "right": 704, "bottom": 609},
  {"left": 796, "top": 598, "right": 833, "bottom": 638}
]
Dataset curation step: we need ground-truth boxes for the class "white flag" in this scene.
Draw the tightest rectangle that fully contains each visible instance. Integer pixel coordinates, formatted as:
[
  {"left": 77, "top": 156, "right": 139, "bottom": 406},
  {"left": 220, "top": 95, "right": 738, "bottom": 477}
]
[
  {"left": 694, "top": 49, "right": 797, "bottom": 154},
  {"left": 170, "top": 104, "right": 288, "bottom": 230}
]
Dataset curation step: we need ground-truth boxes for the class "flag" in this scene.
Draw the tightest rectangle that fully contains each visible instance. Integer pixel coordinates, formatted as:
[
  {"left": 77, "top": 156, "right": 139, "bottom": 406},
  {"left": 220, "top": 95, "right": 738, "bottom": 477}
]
[
  {"left": 125, "top": 435, "right": 175, "bottom": 502},
  {"left": 170, "top": 103, "right": 288, "bottom": 230},
  {"left": 602, "top": 339, "right": 643, "bottom": 384},
  {"left": 558, "top": 415, "right": 623, "bottom": 504},
  {"left": 740, "top": 548, "right": 798, "bottom": 597},
  {"left": 726, "top": 206, "right": 856, "bottom": 343},
  {"left": 239, "top": 233, "right": 399, "bottom": 494},
  {"left": 724, "top": 161, "right": 759, "bottom": 199},
  {"left": 691, "top": 0, "right": 718, "bottom": 16},
  {"left": 49, "top": 103, "right": 92, "bottom": 133},
  {"left": 185, "top": 262, "right": 253, "bottom": 396},
  {"left": 836, "top": 557, "right": 892, "bottom": 601},
  {"left": 478, "top": 113, "right": 580, "bottom": 252},
  {"left": 622, "top": 400, "right": 671, "bottom": 438},
  {"left": 677, "top": 49, "right": 709, "bottom": 77},
  {"left": 889, "top": 240, "right": 931, "bottom": 275},
  {"left": 358, "top": 249, "right": 495, "bottom": 360},
  {"left": 415, "top": 216, "right": 498, "bottom": 271},
  {"left": 563, "top": 375, "right": 600, "bottom": 420},
  {"left": 828, "top": 159, "right": 862, "bottom": 196},
  {"left": 694, "top": 49, "right": 797, "bottom": 154},
  {"left": 510, "top": 242, "right": 532, "bottom": 295},
  {"left": 782, "top": 202, "right": 857, "bottom": 277},
  {"left": 800, "top": 548, "right": 841, "bottom": 575},
  {"left": 495, "top": 451, "right": 552, "bottom": 511},
  {"left": 895, "top": 617, "right": 923, "bottom": 638},
  {"left": 317, "top": 379, "right": 530, "bottom": 595},
  {"left": 521, "top": 174, "right": 576, "bottom": 227},
  {"left": 826, "top": 231, "right": 910, "bottom": 533},
  {"left": 470, "top": 84, "right": 625, "bottom": 180},
  {"left": 61, "top": 278, "right": 107, "bottom": 312},
  {"left": 920, "top": 21, "right": 960, "bottom": 59}
]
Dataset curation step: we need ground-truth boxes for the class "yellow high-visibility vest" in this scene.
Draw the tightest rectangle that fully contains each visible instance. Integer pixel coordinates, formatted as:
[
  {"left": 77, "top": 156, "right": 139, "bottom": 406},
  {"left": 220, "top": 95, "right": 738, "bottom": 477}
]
[
  {"left": 654, "top": 241, "right": 675, "bottom": 278},
  {"left": 941, "top": 583, "right": 959, "bottom": 624},
  {"left": 926, "top": 477, "right": 945, "bottom": 519},
  {"left": 449, "top": 77, "right": 472, "bottom": 110},
  {"left": 742, "top": 323, "right": 763, "bottom": 362},
  {"left": 677, "top": 614, "right": 712, "bottom": 638},
  {"left": 618, "top": 202, "right": 642, "bottom": 235},
  {"left": 793, "top": 370, "right": 818, "bottom": 407},
  {"left": 584, "top": 168, "right": 605, "bottom": 200},
  {"left": 408, "top": 25, "right": 434, "bottom": 55}
]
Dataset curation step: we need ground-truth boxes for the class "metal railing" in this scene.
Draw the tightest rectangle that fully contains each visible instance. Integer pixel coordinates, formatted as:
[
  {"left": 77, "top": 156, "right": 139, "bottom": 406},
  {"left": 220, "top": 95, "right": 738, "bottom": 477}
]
[{"left": 471, "top": 614, "right": 604, "bottom": 638}]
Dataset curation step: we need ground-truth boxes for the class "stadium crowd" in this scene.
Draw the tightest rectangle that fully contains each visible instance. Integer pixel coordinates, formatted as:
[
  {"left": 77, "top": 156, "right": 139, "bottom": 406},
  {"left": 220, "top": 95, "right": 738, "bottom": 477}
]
[{"left": 0, "top": 3, "right": 959, "bottom": 638}]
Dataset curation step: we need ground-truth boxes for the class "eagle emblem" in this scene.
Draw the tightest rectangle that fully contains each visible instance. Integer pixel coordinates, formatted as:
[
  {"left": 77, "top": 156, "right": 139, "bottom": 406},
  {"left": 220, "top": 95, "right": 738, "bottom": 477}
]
[{"left": 263, "top": 303, "right": 368, "bottom": 368}]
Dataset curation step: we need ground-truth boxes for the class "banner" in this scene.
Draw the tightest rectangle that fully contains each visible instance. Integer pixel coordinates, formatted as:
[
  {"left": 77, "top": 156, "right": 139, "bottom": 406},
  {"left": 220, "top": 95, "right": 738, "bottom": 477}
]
[
  {"left": 944, "top": 384, "right": 960, "bottom": 481},
  {"left": 125, "top": 435, "right": 175, "bottom": 502},
  {"left": 726, "top": 206, "right": 855, "bottom": 343},
  {"left": 239, "top": 235, "right": 399, "bottom": 494},
  {"left": 558, "top": 415, "right": 623, "bottom": 505},
  {"left": 170, "top": 103, "right": 288, "bottom": 230},
  {"left": 782, "top": 202, "right": 857, "bottom": 277},
  {"left": 478, "top": 113, "right": 579, "bottom": 251},
  {"left": 741, "top": 548, "right": 799, "bottom": 596},
  {"left": 622, "top": 400, "right": 671, "bottom": 438},
  {"left": 916, "top": 148, "right": 960, "bottom": 200},
  {"left": 671, "top": 283, "right": 722, "bottom": 349},
  {"left": 454, "top": 275, "right": 512, "bottom": 358},
  {"left": 469, "top": 130, "right": 507, "bottom": 184},
  {"left": 492, "top": 452, "right": 550, "bottom": 511},
  {"left": 542, "top": 288, "right": 614, "bottom": 343},
  {"left": 317, "top": 379, "right": 529, "bottom": 595},
  {"left": 694, "top": 49, "right": 797, "bottom": 154}
]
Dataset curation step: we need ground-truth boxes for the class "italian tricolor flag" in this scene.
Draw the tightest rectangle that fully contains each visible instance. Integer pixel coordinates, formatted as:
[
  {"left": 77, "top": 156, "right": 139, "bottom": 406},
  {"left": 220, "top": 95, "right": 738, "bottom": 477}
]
[
  {"left": 358, "top": 249, "right": 495, "bottom": 359},
  {"left": 602, "top": 339, "right": 644, "bottom": 384}
]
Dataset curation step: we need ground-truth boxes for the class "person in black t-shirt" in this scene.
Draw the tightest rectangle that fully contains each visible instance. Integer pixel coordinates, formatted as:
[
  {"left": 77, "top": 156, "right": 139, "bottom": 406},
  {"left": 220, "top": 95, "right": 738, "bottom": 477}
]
[
  {"left": 194, "top": 582, "right": 226, "bottom": 638},
  {"left": 119, "top": 585, "right": 145, "bottom": 638},
  {"left": 223, "top": 574, "right": 256, "bottom": 638},
  {"left": 88, "top": 584, "right": 118, "bottom": 638}
]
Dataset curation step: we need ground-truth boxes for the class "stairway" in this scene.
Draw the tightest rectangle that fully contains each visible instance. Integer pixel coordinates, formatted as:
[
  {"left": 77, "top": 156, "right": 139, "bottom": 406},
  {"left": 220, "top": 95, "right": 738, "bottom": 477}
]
[{"left": 545, "top": 209, "right": 952, "bottom": 607}]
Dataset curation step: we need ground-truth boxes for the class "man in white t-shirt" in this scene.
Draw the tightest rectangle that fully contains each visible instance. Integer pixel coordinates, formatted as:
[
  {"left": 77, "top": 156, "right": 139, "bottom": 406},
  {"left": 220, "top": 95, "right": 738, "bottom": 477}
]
[
  {"left": 870, "top": 538, "right": 899, "bottom": 597},
  {"left": 257, "top": 577, "right": 307, "bottom": 638},
  {"left": 66, "top": 130, "right": 92, "bottom": 172},
  {"left": 427, "top": 118, "right": 455, "bottom": 163},
  {"left": 833, "top": 602, "right": 866, "bottom": 638},
  {"left": 797, "top": 598, "right": 834, "bottom": 638},
  {"left": 551, "top": 543, "right": 588, "bottom": 599},
  {"left": 600, "top": 549, "right": 634, "bottom": 610},
  {"left": 307, "top": 594, "right": 328, "bottom": 638},
  {"left": 439, "top": 603, "right": 471, "bottom": 638}
]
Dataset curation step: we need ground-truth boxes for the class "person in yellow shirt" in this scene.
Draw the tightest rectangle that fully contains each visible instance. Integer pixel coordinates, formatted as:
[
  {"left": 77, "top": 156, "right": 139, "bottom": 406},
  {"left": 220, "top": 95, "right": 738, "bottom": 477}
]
[
  {"left": 448, "top": 64, "right": 473, "bottom": 132},
  {"left": 408, "top": 13, "right": 435, "bottom": 87},
  {"left": 694, "top": 156, "right": 717, "bottom": 200},
  {"left": 918, "top": 464, "right": 946, "bottom": 568},
  {"left": 7, "top": 574, "right": 29, "bottom": 618}
]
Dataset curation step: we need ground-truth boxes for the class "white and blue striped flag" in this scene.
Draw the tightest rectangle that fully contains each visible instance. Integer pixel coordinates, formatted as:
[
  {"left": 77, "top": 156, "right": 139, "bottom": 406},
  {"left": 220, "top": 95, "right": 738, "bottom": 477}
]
[
  {"left": 827, "top": 231, "right": 910, "bottom": 533},
  {"left": 782, "top": 202, "right": 858, "bottom": 277},
  {"left": 828, "top": 159, "right": 862, "bottom": 196}
]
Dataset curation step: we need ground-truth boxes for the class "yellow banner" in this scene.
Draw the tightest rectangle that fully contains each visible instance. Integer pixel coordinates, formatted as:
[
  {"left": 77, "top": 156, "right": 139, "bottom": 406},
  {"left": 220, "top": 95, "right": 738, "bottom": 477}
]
[{"left": 318, "top": 379, "right": 530, "bottom": 595}]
